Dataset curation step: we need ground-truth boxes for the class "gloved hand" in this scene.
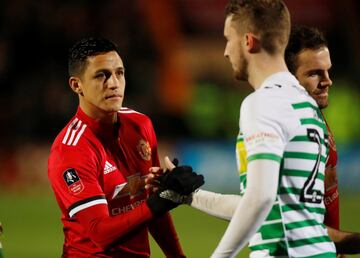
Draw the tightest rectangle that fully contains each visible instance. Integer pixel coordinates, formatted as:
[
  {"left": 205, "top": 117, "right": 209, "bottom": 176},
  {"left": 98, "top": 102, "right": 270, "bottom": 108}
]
[
  {"left": 146, "top": 157, "right": 204, "bottom": 216},
  {"left": 145, "top": 158, "right": 178, "bottom": 193},
  {"left": 159, "top": 165, "right": 204, "bottom": 195}
]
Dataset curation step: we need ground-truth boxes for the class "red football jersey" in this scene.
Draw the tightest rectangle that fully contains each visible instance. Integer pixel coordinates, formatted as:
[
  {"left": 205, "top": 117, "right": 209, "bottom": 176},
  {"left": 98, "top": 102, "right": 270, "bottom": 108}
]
[
  {"left": 48, "top": 107, "right": 182, "bottom": 257},
  {"left": 323, "top": 118, "right": 340, "bottom": 229}
]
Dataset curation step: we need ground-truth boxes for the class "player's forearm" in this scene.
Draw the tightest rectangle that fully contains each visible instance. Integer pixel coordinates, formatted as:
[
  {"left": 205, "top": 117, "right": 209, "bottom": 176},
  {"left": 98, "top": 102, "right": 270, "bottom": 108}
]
[
  {"left": 149, "top": 212, "right": 185, "bottom": 257},
  {"left": 76, "top": 203, "right": 153, "bottom": 250},
  {"left": 327, "top": 226, "right": 360, "bottom": 254},
  {"left": 211, "top": 189, "right": 274, "bottom": 257},
  {"left": 189, "top": 189, "right": 240, "bottom": 220},
  {"left": 211, "top": 160, "right": 279, "bottom": 258},
  {"left": 324, "top": 166, "right": 340, "bottom": 229}
]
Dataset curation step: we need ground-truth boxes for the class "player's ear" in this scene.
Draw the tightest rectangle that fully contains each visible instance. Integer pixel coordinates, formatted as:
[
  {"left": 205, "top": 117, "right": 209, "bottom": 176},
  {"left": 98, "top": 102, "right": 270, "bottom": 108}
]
[
  {"left": 69, "top": 77, "right": 84, "bottom": 96},
  {"left": 245, "top": 33, "right": 260, "bottom": 53}
]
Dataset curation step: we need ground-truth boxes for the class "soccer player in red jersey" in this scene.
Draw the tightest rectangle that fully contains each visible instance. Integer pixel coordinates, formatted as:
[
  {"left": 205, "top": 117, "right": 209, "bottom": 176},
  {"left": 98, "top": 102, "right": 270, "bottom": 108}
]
[
  {"left": 285, "top": 25, "right": 360, "bottom": 256},
  {"left": 48, "top": 37, "right": 204, "bottom": 258}
]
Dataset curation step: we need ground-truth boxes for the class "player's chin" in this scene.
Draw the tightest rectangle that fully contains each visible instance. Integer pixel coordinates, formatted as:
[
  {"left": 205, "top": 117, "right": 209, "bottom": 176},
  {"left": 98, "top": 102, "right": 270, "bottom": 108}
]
[
  {"left": 235, "top": 70, "right": 248, "bottom": 82},
  {"left": 315, "top": 97, "right": 328, "bottom": 109},
  {"left": 105, "top": 103, "right": 123, "bottom": 112}
]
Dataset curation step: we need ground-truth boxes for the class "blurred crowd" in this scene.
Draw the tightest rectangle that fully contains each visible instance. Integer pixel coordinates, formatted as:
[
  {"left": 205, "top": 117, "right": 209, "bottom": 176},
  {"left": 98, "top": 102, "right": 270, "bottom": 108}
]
[{"left": 0, "top": 0, "right": 359, "bottom": 189}]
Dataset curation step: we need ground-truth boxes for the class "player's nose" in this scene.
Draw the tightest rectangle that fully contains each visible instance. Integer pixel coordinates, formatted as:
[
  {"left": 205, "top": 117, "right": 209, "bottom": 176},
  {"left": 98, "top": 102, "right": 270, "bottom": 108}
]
[
  {"left": 224, "top": 43, "right": 230, "bottom": 59},
  {"left": 107, "top": 74, "right": 121, "bottom": 89},
  {"left": 224, "top": 51, "right": 229, "bottom": 59},
  {"left": 320, "top": 72, "right": 332, "bottom": 88}
]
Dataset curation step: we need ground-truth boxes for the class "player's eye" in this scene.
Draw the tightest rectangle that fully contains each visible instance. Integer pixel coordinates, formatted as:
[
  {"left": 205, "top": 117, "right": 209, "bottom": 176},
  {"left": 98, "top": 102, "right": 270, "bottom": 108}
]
[
  {"left": 95, "top": 71, "right": 112, "bottom": 80},
  {"left": 95, "top": 72, "right": 105, "bottom": 79},
  {"left": 327, "top": 68, "right": 332, "bottom": 77},
  {"left": 116, "top": 69, "right": 125, "bottom": 77},
  {"left": 308, "top": 71, "right": 320, "bottom": 77}
]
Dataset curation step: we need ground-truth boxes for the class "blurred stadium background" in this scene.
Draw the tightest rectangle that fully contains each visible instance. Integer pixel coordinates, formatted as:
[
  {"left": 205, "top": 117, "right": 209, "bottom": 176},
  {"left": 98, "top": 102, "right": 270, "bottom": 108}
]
[{"left": 0, "top": 0, "right": 359, "bottom": 257}]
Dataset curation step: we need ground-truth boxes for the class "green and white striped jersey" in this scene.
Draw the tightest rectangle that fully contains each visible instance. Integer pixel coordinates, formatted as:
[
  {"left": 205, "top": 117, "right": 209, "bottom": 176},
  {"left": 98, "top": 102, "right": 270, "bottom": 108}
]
[{"left": 236, "top": 72, "right": 336, "bottom": 257}]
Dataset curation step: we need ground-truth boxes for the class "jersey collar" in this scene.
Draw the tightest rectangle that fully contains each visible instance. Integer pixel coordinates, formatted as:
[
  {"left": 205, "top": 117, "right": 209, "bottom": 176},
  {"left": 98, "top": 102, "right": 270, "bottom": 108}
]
[
  {"left": 259, "top": 71, "right": 305, "bottom": 91},
  {"left": 76, "top": 107, "right": 119, "bottom": 140}
]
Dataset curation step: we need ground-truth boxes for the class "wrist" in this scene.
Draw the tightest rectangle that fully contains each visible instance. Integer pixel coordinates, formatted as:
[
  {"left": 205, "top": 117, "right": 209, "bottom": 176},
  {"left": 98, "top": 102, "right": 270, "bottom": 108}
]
[{"left": 147, "top": 193, "right": 178, "bottom": 217}]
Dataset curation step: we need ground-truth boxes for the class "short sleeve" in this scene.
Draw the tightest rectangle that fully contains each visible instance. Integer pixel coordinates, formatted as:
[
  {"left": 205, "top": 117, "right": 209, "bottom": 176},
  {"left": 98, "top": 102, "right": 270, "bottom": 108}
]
[{"left": 240, "top": 92, "right": 292, "bottom": 163}]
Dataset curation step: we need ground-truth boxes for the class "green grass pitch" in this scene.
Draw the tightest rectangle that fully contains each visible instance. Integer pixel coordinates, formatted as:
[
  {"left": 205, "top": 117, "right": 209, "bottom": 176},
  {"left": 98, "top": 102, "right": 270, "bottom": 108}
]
[{"left": 0, "top": 192, "right": 359, "bottom": 257}]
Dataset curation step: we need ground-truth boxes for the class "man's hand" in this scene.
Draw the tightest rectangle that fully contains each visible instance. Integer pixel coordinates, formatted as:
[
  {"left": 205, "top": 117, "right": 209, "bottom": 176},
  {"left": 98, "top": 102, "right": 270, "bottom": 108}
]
[
  {"left": 146, "top": 156, "right": 204, "bottom": 216},
  {"left": 159, "top": 164, "right": 204, "bottom": 195},
  {"left": 145, "top": 157, "right": 179, "bottom": 192},
  {"left": 145, "top": 167, "right": 163, "bottom": 193}
]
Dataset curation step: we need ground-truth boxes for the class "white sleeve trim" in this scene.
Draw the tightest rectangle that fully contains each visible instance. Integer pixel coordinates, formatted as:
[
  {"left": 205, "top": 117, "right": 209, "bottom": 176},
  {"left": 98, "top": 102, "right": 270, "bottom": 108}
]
[{"left": 69, "top": 199, "right": 107, "bottom": 218}]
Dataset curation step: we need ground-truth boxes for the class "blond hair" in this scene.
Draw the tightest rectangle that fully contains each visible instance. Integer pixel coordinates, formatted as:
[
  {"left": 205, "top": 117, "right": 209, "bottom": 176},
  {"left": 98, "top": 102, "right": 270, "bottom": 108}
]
[{"left": 225, "top": 0, "right": 291, "bottom": 54}]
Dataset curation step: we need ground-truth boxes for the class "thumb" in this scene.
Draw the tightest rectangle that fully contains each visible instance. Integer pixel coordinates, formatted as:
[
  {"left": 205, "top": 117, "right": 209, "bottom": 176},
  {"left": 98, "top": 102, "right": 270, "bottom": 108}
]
[{"left": 164, "top": 156, "right": 176, "bottom": 171}]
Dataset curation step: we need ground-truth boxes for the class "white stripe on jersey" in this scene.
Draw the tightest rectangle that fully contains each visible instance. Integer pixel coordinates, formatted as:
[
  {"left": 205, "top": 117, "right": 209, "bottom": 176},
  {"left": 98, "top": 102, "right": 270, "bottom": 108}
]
[
  {"left": 287, "top": 225, "right": 326, "bottom": 241},
  {"left": 119, "top": 107, "right": 143, "bottom": 115},
  {"left": 67, "top": 120, "right": 82, "bottom": 145},
  {"left": 283, "top": 159, "right": 325, "bottom": 172},
  {"left": 262, "top": 219, "right": 283, "bottom": 226},
  {"left": 69, "top": 199, "right": 107, "bottom": 217},
  {"left": 250, "top": 251, "right": 288, "bottom": 258},
  {"left": 62, "top": 118, "right": 79, "bottom": 144},
  {"left": 62, "top": 118, "right": 87, "bottom": 146},
  {"left": 251, "top": 232, "right": 286, "bottom": 245},
  {"left": 291, "top": 242, "right": 334, "bottom": 257},
  {"left": 72, "top": 124, "right": 87, "bottom": 146}
]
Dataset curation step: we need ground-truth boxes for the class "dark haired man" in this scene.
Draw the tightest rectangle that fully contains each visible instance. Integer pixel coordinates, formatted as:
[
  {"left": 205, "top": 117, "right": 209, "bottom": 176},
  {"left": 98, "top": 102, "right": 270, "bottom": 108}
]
[
  {"left": 48, "top": 37, "right": 203, "bottom": 257},
  {"left": 285, "top": 25, "right": 360, "bottom": 256}
]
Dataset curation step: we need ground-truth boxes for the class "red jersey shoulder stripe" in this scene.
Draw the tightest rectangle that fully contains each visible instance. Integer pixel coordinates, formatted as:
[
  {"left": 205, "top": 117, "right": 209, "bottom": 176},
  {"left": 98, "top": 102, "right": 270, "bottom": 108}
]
[
  {"left": 62, "top": 118, "right": 87, "bottom": 146},
  {"left": 119, "top": 107, "right": 143, "bottom": 115}
]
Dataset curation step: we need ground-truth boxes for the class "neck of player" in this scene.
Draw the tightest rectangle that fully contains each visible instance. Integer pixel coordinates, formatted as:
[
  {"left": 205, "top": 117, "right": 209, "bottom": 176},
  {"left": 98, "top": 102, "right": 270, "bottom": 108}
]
[
  {"left": 248, "top": 53, "right": 289, "bottom": 90},
  {"left": 80, "top": 101, "right": 119, "bottom": 125}
]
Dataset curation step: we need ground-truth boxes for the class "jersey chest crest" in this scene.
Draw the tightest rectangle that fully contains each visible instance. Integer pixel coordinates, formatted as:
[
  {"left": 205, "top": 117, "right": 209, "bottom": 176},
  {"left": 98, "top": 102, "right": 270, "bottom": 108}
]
[{"left": 137, "top": 139, "right": 151, "bottom": 161}]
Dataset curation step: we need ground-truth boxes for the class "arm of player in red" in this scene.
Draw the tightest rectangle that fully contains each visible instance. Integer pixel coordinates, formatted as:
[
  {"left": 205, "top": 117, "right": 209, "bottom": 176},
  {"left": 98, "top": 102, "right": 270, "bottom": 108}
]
[
  {"left": 148, "top": 213, "right": 186, "bottom": 258},
  {"left": 146, "top": 156, "right": 205, "bottom": 258},
  {"left": 75, "top": 163, "right": 204, "bottom": 251},
  {"left": 75, "top": 202, "right": 153, "bottom": 250},
  {"left": 327, "top": 226, "right": 360, "bottom": 254},
  {"left": 324, "top": 167, "right": 340, "bottom": 229},
  {"left": 144, "top": 155, "right": 184, "bottom": 257}
]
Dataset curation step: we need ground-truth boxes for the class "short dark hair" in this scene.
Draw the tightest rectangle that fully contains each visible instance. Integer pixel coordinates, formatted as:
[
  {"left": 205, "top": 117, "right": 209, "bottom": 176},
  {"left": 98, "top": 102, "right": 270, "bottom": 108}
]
[
  {"left": 285, "top": 26, "right": 328, "bottom": 74},
  {"left": 225, "top": 0, "right": 291, "bottom": 54},
  {"left": 68, "top": 37, "right": 120, "bottom": 77}
]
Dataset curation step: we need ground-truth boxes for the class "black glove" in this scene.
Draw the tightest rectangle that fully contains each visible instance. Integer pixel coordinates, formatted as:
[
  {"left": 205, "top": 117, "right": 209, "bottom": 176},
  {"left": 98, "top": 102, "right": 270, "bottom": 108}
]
[
  {"left": 147, "top": 165, "right": 204, "bottom": 216},
  {"left": 147, "top": 192, "right": 179, "bottom": 217},
  {"left": 159, "top": 166, "right": 204, "bottom": 195}
]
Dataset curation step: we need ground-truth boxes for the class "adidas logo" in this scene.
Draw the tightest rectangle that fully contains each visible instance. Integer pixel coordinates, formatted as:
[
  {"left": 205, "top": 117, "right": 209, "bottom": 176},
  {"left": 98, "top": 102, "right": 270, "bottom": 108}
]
[{"left": 104, "top": 161, "right": 117, "bottom": 174}]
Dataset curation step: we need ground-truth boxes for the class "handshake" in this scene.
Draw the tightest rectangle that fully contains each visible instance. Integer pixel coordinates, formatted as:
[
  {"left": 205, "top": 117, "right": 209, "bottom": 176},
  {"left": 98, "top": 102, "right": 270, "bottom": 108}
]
[{"left": 146, "top": 157, "right": 204, "bottom": 217}]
